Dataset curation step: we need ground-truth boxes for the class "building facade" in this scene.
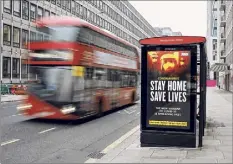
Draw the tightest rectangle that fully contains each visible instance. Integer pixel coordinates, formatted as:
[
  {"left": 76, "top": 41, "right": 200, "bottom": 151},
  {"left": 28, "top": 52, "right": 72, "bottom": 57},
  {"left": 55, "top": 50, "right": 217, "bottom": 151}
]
[
  {"left": 172, "top": 31, "right": 182, "bottom": 36},
  {"left": 154, "top": 27, "right": 182, "bottom": 36},
  {"left": 0, "top": 0, "right": 159, "bottom": 84},
  {"left": 208, "top": 0, "right": 233, "bottom": 92},
  {"left": 206, "top": 0, "right": 219, "bottom": 81},
  {"left": 219, "top": 0, "right": 233, "bottom": 92}
]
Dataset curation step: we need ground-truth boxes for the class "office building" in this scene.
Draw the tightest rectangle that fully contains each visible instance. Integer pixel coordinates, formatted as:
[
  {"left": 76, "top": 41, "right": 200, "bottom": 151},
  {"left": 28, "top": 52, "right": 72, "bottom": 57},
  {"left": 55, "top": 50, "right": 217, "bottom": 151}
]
[
  {"left": 220, "top": 0, "right": 233, "bottom": 92},
  {"left": 172, "top": 31, "right": 182, "bottom": 36},
  {"left": 209, "top": 0, "right": 233, "bottom": 92},
  {"left": 206, "top": 0, "right": 219, "bottom": 81},
  {"left": 0, "top": 0, "right": 159, "bottom": 84},
  {"left": 154, "top": 27, "right": 182, "bottom": 36}
]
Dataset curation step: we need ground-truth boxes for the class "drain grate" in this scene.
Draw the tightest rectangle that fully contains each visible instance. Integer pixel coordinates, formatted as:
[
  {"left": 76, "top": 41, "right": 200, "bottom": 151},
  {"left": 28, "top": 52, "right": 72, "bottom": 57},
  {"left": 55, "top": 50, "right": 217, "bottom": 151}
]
[{"left": 87, "top": 151, "right": 106, "bottom": 159}]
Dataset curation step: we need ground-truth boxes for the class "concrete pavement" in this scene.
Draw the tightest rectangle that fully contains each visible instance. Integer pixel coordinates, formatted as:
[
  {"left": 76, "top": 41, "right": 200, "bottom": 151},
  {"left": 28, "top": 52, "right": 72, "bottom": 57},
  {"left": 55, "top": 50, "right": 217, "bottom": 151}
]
[{"left": 85, "top": 87, "right": 232, "bottom": 163}]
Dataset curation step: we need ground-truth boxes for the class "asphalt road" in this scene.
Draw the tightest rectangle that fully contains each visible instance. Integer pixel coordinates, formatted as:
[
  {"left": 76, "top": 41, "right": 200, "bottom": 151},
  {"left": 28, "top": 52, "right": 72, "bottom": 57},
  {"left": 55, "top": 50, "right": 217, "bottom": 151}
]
[{"left": 1, "top": 100, "right": 140, "bottom": 163}]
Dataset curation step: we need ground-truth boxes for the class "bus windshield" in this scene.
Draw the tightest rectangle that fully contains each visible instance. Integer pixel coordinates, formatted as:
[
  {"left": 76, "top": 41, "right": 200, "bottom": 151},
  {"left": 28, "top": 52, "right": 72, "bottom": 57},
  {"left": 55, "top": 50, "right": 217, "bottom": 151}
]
[
  {"left": 28, "top": 66, "right": 73, "bottom": 102},
  {"left": 36, "top": 26, "right": 80, "bottom": 42}
]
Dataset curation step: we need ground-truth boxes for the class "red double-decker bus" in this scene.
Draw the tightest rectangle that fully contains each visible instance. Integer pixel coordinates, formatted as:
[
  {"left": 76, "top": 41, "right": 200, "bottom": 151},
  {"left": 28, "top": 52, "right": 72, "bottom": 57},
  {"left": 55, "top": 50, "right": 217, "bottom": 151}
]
[{"left": 17, "top": 16, "right": 140, "bottom": 120}]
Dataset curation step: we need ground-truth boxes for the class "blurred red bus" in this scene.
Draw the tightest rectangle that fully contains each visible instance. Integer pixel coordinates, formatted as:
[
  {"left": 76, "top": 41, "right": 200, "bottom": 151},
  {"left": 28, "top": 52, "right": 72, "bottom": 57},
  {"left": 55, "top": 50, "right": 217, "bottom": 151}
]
[{"left": 17, "top": 16, "right": 140, "bottom": 120}]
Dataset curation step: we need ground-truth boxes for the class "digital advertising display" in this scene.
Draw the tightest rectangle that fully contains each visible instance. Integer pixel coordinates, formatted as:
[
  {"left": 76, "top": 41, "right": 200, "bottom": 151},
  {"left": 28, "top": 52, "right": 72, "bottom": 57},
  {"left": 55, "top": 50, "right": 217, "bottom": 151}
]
[{"left": 146, "top": 50, "right": 191, "bottom": 129}]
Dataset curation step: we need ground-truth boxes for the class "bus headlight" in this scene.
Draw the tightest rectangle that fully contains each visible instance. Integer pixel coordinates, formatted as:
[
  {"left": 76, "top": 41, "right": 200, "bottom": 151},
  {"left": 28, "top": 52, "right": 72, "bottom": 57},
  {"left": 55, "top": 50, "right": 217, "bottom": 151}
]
[
  {"left": 60, "top": 106, "right": 76, "bottom": 114},
  {"left": 17, "top": 104, "right": 32, "bottom": 111}
]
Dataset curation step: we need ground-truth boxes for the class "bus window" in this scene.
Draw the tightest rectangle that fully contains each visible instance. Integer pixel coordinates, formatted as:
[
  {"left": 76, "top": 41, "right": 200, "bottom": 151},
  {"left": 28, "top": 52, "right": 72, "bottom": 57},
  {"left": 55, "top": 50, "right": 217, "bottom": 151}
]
[
  {"left": 37, "top": 26, "right": 80, "bottom": 42},
  {"left": 114, "top": 70, "right": 121, "bottom": 88},
  {"left": 107, "top": 69, "right": 113, "bottom": 88},
  {"left": 93, "top": 68, "right": 106, "bottom": 88},
  {"left": 121, "top": 71, "right": 129, "bottom": 87},
  {"left": 84, "top": 67, "right": 94, "bottom": 89},
  {"left": 111, "top": 70, "right": 121, "bottom": 88}
]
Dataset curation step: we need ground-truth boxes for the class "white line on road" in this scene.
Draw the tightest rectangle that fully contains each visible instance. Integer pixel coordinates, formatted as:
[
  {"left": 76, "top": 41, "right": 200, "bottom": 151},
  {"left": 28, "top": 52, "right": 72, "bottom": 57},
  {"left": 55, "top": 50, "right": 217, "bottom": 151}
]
[
  {"left": 124, "top": 109, "right": 136, "bottom": 114},
  {"left": 85, "top": 125, "right": 140, "bottom": 163},
  {"left": 2, "top": 105, "right": 18, "bottom": 109},
  {"left": 1, "top": 139, "right": 20, "bottom": 146},
  {"left": 137, "top": 112, "right": 140, "bottom": 115},
  {"left": 39, "top": 127, "right": 56, "bottom": 134},
  {"left": 11, "top": 113, "right": 22, "bottom": 117}
]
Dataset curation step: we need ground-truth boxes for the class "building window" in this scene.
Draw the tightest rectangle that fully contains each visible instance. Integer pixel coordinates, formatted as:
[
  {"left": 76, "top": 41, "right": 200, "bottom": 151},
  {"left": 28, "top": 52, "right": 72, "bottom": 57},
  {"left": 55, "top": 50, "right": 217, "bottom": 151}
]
[
  {"left": 13, "top": 27, "right": 20, "bottom": 48},
  {"left": 22, "top": 29, "right": 29, "bottom": 49},
  {"left": 21, "top": 59, "right": 28, "bottom": 78},
  {"left": 61, "top": 0, "right": 66, "bottom": 9},
  {"left": 13, "top": 0, "right": 21, "bottom": 17},
  {"left": 75, "top": 3, "right": 80, "bottom": 16},
  {"left": 71, "top": 0, "right": 75, "bottom": 14},
  {"left": 66, "top": 1, "right": 71, "bottom": 12},
  {"left": 213, "top": 55, "right": 216, "bottom": 61},
  {"left": 87, "top": 9, "right": 91, "bottom": 21},
  {"left": 37, "top": 6, "right": 43, "bottom": 19},
  {"left": 83, "top": 7, "right": 87, "bottom": 19},
  {"left": 30, "top": 31, "right": 37, "bottom": 41},
  {"left": 96, "top": 15, "right": 100, "bottom": 25},
  {"left": 22, "top": 0, "right": 29, "bottom": 20},
  {"left": 80, "top": 5, "right": 83, "bottom": 16},
  {"left": 93, "top": 13, "right": 96, "bottom": 24},
  {"left": 91, "top": 12, "right": 94, "bottom": 23},
  {"left": 3, "top": 24, "right": 12, "bottom": 46},
  {"left": 3, "top": 57, "right": 11, "bottom": 78},
  {"left": 51, "top": 0, "right": 56, "bottom": 5},
  {"left": 56, "top": 0, "right": 61, "bottom": 7},
  {"left": 3, "top": 0, "right": 12, "bottom": 14},
  {"left": 105, "top": 21, "right": 107, "bottom": 29},
  {"left": 12, "top": 58, "right": 20, "bottom": 78},
  {"left": 213, "top": 28, "right": 217, "bottom": 37},
  {"left": 51, "top": 12, "right": 56, "bottom": 16},
  {"left": 100, "top": 18, "right": 103, "bottom": 27},
  {"left": 30, "top": 3, "right": 36, "bottom": 21},
  {"left": 99, "top": 1, "right": 103, "bottom": 10},
  {"left": 44, "top": 10, "right": 50, "bottom": 17}
]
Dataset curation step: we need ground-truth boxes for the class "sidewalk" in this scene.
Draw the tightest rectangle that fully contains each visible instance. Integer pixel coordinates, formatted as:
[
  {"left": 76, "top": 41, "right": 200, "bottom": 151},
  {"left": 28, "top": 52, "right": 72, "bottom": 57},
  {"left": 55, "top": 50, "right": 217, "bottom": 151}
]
[
  {"left": 1, "top": 95, "right": 27, "bottom": 103},
  {"left": 86, "top": 87, "right": 232, "bottom": 163}
]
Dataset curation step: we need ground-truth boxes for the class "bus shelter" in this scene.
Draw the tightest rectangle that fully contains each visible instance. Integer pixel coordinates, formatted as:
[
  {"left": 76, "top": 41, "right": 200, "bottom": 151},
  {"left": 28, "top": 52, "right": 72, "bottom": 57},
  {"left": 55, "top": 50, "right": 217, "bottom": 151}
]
[{"left": 139, "top": 36, "right": 207, "bottom": 148}]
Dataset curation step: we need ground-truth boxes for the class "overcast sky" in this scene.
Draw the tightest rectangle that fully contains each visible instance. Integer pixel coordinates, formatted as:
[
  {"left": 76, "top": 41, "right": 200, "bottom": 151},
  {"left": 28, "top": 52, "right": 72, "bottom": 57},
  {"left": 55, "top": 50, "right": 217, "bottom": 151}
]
[{"left": 129, "top": 1, "right": 207, "bottom": 36}]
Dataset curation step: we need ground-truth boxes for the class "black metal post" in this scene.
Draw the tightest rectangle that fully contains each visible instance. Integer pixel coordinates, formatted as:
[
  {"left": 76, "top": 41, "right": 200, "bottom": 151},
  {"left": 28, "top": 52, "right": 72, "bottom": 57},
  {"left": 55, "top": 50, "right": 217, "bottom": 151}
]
[{"left": 198, "top": 43, "right": 205, "bottom": 147}]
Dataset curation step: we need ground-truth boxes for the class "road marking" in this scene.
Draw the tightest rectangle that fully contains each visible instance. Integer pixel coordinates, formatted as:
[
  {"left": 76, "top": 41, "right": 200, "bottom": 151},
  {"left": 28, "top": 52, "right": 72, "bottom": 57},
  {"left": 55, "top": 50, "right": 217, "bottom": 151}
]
[
  {"left": 11, "top": 113, "right": 22, "bottom": 117},
  {"left": 137, "top": 112, "right": 140, "bottom": 115},
  {"left": 1, "top": 139, "right": 20, "bottom": 146},
  {"left": 85, "top": 125, "right": 140, "bottom": 163},
  {"left": 2, "top": 105, "right": 18, "bottom": 109},
  {"left": 124, "top": 109, "right": 136, "bottom": 114},
  {"left": 39, "top": 127, "right": 56, "bottom": 134}
]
